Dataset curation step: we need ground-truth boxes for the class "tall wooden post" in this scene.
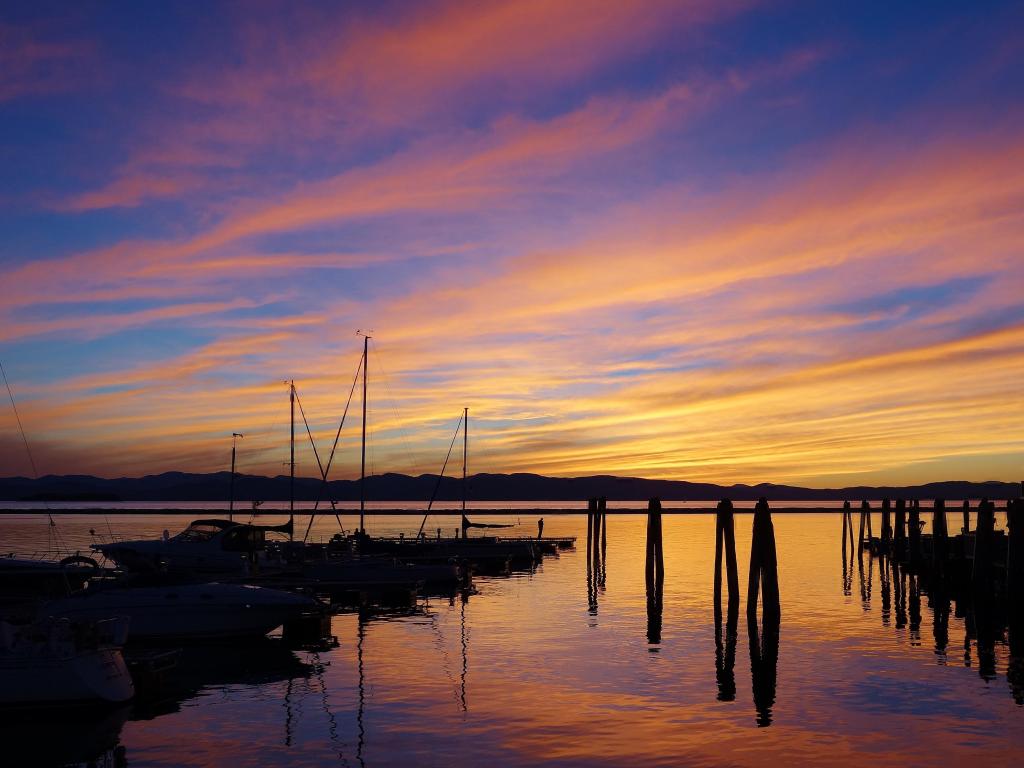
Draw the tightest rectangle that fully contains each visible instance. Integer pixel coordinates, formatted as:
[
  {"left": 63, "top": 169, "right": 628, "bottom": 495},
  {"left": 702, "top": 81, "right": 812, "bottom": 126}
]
[
  {"left": 894, "top": 499, "right": 907, "bottom": 562},
  {"left": 908, "top": 499, "right": 921, "bottom": 571},
  {"left": 715, "top": 499, "right": 740, "bottom": 623},
  {"left": 932, "top": 499, "right": 948, "bottom": 578},
  {"left": 973, "top": 498, "right": 995, "bottom": 593},
  {"left": 857, "top": 500, "right": 866, "bottom": 554},
  {"left": 747, "top": 498, "right": 780, "bottom": 620},
  {"left": 881, "top": 498, "right": 892, "bottom": 555},
  {"left": 747, "top": 500, "right": 780, "bottom": 728},
  {"left": 646, "top": 498, "right": 664, "bottom": 644},
  {"left": 1008, "top": 498, "right": 1023, "bottom": 603}
]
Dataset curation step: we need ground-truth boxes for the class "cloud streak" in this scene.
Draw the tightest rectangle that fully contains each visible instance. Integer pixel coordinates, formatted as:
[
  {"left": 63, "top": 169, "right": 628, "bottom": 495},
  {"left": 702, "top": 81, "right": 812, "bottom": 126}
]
[{"left": 2, "top": 2, "right": 1022, "bottom": 486}]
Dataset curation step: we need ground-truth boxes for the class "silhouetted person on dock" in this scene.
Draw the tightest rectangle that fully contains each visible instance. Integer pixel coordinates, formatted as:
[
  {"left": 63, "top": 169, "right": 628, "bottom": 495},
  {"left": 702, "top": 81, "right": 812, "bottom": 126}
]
[{"left": 537, "top": 518, "right": 544, "bottom": 539}]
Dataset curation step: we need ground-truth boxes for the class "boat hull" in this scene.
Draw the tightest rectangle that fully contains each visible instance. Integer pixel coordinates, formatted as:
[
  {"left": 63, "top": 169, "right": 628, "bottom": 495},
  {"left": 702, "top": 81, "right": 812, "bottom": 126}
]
[{"left": 44, "top": 584, "right": 318, "bottom": 641}]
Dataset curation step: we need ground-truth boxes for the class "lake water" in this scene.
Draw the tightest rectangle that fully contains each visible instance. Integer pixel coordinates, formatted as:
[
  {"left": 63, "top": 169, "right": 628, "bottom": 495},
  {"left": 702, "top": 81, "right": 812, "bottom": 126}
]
[{"left": 2, "top": 509, "right": 1021, "bottom": 767}]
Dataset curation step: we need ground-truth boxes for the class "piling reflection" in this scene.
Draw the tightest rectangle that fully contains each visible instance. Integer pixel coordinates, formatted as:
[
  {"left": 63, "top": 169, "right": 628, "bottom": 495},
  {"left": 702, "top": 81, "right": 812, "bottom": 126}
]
[
  {"left": 894, "top": 561, "right": 907, "bottom": 630},
  {"left": 842, "top": 497, "right": 1024, "bottom": 706},
  {"left": 747, "top": 607, "right": 780, "bottom": 727},
  {"left": 932, "top": 587, "right": 950, "bottom": 662},
  {"left": 880, "top": 553, "right": 891, "bottom": 626},
  {"left": 745, "top": 498, "right": 781, "bottom": 727},
  {"left": 585, "top": 498, "right": 607, "bottom": 615}
]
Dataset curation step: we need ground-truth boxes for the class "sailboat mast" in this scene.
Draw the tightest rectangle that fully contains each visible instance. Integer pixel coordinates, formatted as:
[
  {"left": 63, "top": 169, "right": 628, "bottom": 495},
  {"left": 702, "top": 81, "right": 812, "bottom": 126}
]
[
  {"left": 230, "top": 438, "right": 237, "bottom": 521},
  {"left": 462, "top": 407, "right": 468, "bottom": 516},
  {"left": 289, "top": 381, "right": 295, "bottom": 535},
  {"left": 360, "top": 334, "right": 369, "bottom": 534}
]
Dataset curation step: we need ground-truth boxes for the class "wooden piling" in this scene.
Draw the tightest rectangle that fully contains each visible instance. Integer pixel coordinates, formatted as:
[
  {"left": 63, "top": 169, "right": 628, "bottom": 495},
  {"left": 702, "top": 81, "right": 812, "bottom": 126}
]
[
  {"left": 881, "top": 498, "right": 893, "bottom": 554},
  {"left": 715, "top": 499, "right": 740, "bottom": 623},
  {"left": 908, "top": 499, "right": 921, "bottom": 571},
  {"left": 857, "top": 500, "right": 867, "bottom": 554},
  {"left": 961, "top": 500, "right": 970, "bottom": 535},
  {"left": 972, "top": 498, "right": 995, "bottom": 593},
  {"left": 843, "top": 501, "right": 851, "bottom": 557},
  {"left": 1007, "top": 498, "right": 1023, "bottom": 602},
  {"left": 1009, "top": 497, "right": 1024, "bottom": 705},
  {"left": 587, "top": 498, "right": 598, "bottom": 563},
  {"left": 842, "top": 500, "right": 854, "bottom": 555},
  {"left": 747, "top": 498, "right": 780, "bottom": 620},
  {"left": 646, "top": 498, "right": 664, "bottom": 645},
  {"left": 894, "top": 499, "right": 907, "bottom": 562},
  {"left": 932, "top": 499, "right": 948, "bottom": 578}
]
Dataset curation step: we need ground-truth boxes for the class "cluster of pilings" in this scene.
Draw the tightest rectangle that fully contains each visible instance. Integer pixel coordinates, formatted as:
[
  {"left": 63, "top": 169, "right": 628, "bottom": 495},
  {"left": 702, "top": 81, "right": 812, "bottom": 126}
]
[
  {"left": 844, "top": 492, "right": 1024, "bottom": 704},
  {"left": 853, "top": 496, "right": 1019, "bottom": 598},
  {"left": 641, "top": 496, "right": 782, "bottom": 725},
  {"left": 586, "top": 498, "right": 607, "bottom": 614}
]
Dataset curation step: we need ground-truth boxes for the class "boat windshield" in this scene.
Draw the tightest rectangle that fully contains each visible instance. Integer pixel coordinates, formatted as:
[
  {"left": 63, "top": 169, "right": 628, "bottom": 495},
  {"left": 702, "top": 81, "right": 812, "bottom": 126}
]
[{"left": 175, "top": 524, "right": 223, "bottom": 542}]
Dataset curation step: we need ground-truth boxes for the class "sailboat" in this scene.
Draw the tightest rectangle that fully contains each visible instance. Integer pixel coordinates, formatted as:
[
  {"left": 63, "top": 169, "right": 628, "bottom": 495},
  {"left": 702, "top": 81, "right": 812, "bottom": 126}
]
[{"left": 355, "top": 407, "right": 540, "bottom": 572}]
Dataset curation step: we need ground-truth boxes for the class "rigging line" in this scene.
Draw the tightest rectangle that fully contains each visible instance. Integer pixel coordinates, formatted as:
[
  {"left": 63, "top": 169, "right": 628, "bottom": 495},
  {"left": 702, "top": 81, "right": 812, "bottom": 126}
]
[
  {"left": 369, "top": 340, "right": 424, "bottom": 476},
  {"left": 294, "top": 388, "right": 327, "bottom": 483},
  {"left": 320, "top": 354, "right": 363, "bottom": 496},
  {"left": 302, "top": 354, "right": 362, "bottom": 543},
  {"left": 418, "top": 412, "right": 464, "bottom": 538},
  {"left": 295, "top": 386, "right": 344, "bottom": 542},
  {"left": 1, "top": 361, "right": 62, "bottom": 548}
]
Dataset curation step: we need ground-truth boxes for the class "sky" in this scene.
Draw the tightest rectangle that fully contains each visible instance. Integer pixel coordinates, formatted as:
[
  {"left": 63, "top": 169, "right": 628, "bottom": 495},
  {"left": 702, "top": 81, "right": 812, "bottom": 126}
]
[{"left": 1, "top": 0, "right": 1023, "bottom": 487}]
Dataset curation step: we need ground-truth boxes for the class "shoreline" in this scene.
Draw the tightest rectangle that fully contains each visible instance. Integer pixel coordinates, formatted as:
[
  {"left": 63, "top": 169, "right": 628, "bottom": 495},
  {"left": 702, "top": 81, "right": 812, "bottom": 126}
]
[{"left": 0, "top": 505, "right": 1011, "bottom": 515}]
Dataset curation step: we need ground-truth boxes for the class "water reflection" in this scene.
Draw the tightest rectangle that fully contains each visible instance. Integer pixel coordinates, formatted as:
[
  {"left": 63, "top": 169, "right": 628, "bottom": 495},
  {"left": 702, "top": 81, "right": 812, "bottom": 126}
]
[
  {"left": 858, "top": 547, "right": 872, "bottom": 610},
  {"left": 2, "top": 704, "right": 130, "bottom": 767},
  {"left": 840, "top": 510, "right": 1024, "bottom": 708},
  {"left": 586, "top": 507, "right": 606, "bottom": 615},
  {"left": 714, "top": 611, "right": 738, "bottom": 702},
  {"left": 7, "top": 512, "right": 1024, "bottom": 767},
  {"left": 747, "top": 609, "right": 780, "bottom": 727},
  {"left": 356, "top": 612, "right": 367, "bottom": 768},
  {"left": 133, "top": 639, "right": 314, "bottom": 720}
]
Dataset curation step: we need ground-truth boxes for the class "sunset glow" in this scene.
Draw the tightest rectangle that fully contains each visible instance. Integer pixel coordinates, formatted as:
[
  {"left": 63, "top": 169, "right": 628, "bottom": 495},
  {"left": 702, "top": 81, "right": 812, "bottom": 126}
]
[{"left": 2, "top": 1, "right": 1023, "bottom": 485}]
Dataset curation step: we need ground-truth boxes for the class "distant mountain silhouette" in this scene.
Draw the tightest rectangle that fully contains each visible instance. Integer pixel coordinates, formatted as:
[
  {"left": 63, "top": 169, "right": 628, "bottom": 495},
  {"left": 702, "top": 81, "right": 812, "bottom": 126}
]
[{"left": 0, "top": 471, "right": 1019, "bottom": 502}]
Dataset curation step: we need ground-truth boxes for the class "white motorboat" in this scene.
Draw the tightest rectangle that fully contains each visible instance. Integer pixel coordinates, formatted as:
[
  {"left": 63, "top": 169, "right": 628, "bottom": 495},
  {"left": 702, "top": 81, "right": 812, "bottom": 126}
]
[
  {"left": 43, "top": 581, "right": 320, "bottom": 641},
  {"left": 92, "top": 518, "right": 292, "bottom": 576},
  {"left": 0, "top": 616, "right": 134, "bottom": 706}
]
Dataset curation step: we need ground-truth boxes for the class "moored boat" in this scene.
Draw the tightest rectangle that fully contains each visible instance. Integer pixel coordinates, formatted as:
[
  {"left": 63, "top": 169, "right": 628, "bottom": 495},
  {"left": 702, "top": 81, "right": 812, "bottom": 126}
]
[
  {"left": 42, "top": 581, "right": 320, "bottom": 642},
  {"left": 0, "top": 616, "right": 134, "bottom": 706}
]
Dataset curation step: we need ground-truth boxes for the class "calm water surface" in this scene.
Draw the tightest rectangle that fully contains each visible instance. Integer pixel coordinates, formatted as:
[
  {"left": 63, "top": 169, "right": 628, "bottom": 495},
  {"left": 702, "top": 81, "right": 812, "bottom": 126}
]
[{"left": 2, "top": 510, "right": 1021, "bottom": 767}]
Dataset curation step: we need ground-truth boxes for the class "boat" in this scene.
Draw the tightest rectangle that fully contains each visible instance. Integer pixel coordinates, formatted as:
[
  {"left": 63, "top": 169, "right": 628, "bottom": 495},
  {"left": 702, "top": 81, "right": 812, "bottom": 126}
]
[
  {"left": 0, "top": 554, "right": 99, "bottom": 604},
  {"left": 349, "top": 406, "right": 543, "bottom": 571},
  {"left": 92, "top": 517, "right": 293, "bottom": 576},
  {"left": 0, "top": 616, "right": 134, "bottom": 706},
  {"left": 42, "top": 581, "right": 321, "bottom": 642}
]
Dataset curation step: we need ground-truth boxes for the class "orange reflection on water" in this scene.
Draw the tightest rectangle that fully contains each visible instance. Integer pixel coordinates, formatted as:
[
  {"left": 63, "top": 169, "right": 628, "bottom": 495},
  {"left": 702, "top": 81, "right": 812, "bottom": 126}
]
[{"left": 2, "top": 510, "right": 1021, "bottom": 767}]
